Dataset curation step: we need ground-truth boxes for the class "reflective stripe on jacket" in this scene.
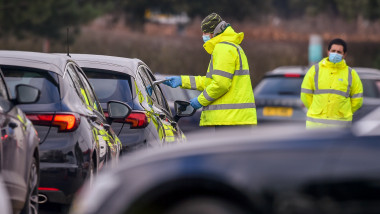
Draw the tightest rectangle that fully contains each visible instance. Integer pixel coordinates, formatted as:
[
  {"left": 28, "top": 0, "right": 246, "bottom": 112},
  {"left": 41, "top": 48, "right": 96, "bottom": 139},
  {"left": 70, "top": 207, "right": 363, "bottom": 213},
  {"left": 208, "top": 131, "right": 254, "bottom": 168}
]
[
  {"left": 181, "top": 26, "right": 257, "bottom": 126},
  {"left": 301, "top": 57, "right": 363, "bottom": 128}
]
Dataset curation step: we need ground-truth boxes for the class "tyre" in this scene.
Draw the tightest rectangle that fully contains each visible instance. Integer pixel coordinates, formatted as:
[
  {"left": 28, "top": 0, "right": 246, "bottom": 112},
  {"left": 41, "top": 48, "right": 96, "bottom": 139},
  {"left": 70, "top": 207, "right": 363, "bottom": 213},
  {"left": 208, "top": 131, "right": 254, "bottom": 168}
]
[
  {"left": 165, "top": 197, "right": 248, "bottom": 214},
  {"left": 21, "top": 157, "right": 39, "bottom": 214}
]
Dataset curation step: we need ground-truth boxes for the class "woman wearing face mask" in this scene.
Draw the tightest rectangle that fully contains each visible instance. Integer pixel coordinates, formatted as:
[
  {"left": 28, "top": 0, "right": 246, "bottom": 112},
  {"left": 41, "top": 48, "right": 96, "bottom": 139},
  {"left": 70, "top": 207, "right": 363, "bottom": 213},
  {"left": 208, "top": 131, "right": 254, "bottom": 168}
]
[
  {"left": 301, "top": 38, "right": 363, "bottom": 128},
  {"left": 163, "top": 13, "right": 257, "bottom": 128}
]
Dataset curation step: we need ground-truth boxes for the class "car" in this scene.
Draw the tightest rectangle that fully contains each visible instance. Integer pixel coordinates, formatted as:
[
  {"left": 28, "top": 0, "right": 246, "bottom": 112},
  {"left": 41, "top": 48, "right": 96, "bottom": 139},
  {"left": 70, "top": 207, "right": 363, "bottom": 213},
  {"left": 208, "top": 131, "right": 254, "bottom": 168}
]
[
  {"left": 352, "top": 67, "right": 380, "bottom": 122},
  {"left": 0, "top": 175, "right": 12, "bottom": 214},
  {"left": 154, "top": 74, "right": 202, "bottom": 134},
  {"left": 69, "top": 111, "right": 380, "bottom": 214},
  {"left": 254, "top": 65, "right": 380, "bottom": 124},
  {"left": 0, "top": 69, "right": 40, "bottom": 214},
  {"left": 0, "top": 50, "right": 131, "bottom": 212},
  {"left": 69, "top": 54, "right": 195, "bottom": 154},
  {"left": 254, "top": 66, "right": 308, "bottom": 124}
]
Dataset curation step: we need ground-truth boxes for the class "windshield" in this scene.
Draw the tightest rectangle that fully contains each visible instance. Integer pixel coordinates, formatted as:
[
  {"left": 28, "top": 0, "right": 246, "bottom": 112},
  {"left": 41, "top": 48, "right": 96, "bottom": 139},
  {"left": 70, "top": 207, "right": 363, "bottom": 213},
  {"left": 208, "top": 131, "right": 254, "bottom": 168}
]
[
  {"left": 362, "top": 79, "right": 380, "bottom": 98},
  {"left": 254, "top": 77, "right": 303, "bottom": 96},
  {"left": 83, "top": 68, "right": 133, "bottom": 103}
]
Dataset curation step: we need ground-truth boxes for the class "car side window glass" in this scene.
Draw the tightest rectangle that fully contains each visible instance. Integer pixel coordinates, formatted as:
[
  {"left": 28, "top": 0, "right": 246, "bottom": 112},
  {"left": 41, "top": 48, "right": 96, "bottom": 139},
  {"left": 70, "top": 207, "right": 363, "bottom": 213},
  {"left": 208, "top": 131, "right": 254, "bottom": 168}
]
[
  {"left": 144, "top": 68, "right": 170, "bottom": 112},
  {"left": 138, "top": 66, "right": 158, "bottom": 103},
  {"left": 66, "top": 64, "right": 88, "bottom": 105},
  {"left": 75, "top": 66, "right": 102, "bottom": 112},
  {"left": 0, "top": 75, "right": 8, "bottom": 99}
]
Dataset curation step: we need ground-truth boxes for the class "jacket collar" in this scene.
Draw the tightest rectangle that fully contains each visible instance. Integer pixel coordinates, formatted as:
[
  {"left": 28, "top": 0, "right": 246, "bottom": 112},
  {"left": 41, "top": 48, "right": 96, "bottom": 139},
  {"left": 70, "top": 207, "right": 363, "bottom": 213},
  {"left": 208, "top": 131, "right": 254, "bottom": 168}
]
[
  {"left": 321, "top": 57, "right": 348, "bottom": 71},
  {"left": 203, "top": 26, "right": 244, "bottom": 54}
]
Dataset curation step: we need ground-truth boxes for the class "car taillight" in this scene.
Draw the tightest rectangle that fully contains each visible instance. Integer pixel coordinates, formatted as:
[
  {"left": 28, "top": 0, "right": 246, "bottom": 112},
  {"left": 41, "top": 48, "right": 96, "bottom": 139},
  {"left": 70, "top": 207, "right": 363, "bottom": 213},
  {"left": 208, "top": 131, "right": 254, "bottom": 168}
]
[
  {"left": 106, "top": 110, "right": 148, "bottom": 129},
  {"left": 26, "top": 113, "right": 80, "bottom": 132},
  {"left": 284, "top": 73, "right": 301, "bottom": 77}
]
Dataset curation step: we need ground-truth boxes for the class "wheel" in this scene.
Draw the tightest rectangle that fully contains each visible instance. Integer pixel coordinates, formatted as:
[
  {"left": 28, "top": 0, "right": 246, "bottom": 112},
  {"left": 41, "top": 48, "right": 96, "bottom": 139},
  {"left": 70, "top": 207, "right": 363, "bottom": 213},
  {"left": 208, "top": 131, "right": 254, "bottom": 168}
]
[
  {"left": 21, "top": 157, "right": 39, "bottom": 214},
  {"left": 165, "top": 197, "right": 248, "bottom": 214}
]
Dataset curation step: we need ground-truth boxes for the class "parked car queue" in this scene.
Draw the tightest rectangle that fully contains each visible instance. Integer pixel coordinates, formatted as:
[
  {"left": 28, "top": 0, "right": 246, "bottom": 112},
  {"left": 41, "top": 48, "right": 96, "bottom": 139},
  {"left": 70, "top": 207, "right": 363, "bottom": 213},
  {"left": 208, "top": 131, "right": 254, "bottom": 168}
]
[{"left": 0, "top": 50, "right": 196, "bottom": 214}]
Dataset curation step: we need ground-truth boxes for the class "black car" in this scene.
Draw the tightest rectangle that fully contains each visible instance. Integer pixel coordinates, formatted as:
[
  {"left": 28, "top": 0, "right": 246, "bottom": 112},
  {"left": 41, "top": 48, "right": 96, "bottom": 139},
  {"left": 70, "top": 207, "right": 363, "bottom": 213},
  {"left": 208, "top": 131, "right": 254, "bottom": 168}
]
[
  {"left": 0, "top": 51, "right": 130, "bottom": 211},
  {"left": 69, "top": 54, "right": 194, "bottom": 154},
  {"left": 154, "top": 74, "right": 202, "bottom": 134},
  {"left": 70, "top": 112, "right": 380, "bottom": 214},
  {"left": 254, "top": 66, "right": 308, "bottom": 124},
  {"left": 0, "top": 69, "right": 40, "bottom": 214}
]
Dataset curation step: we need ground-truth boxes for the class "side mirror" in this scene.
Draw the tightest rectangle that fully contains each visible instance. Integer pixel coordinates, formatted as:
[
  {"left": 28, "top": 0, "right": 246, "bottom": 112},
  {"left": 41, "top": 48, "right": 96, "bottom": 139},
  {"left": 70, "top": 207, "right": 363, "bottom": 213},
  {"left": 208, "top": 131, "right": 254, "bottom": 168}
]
[
  {"left": 174, "top": 100, "right": 196, "bottom": 122},
  {"left": 107, "top": 100, "right": 132, "bottom": 124},
  {"left": 15, "top": 84, "right": 40, "bottom": 104}
]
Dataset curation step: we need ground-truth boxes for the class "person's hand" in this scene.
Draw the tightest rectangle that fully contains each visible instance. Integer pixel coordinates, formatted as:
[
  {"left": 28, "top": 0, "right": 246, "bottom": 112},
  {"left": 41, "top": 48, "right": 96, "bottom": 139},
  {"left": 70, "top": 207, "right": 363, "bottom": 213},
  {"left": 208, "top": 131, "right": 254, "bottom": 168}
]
[
  {"left": 146, "top": 85, "right": 153, "bottom": 96},
  {"left": 190, "top": 97, "right": 203, "bottom": 110},
  {"left": 163, "top": 76, "right": 182, "bottom": 88}
]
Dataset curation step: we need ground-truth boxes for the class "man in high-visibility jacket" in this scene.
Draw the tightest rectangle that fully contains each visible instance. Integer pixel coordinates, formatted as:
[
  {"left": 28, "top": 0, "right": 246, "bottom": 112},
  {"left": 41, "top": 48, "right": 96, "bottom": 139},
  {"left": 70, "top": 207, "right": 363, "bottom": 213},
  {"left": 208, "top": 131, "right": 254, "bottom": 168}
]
[
  {"left": 301, "top": 38, "right": 363, "bottom": 128},
  {"left": 164, "top": 13, "right": 257, "bottom": 127}
]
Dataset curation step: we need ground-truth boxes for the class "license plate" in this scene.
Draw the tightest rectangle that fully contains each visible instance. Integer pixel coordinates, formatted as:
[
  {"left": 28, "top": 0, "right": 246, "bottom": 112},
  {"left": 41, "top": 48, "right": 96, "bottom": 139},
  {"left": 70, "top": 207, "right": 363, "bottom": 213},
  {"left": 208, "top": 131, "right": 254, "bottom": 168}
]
[{"left": 263, "top": 107, "right": 293, "bottom": 117}]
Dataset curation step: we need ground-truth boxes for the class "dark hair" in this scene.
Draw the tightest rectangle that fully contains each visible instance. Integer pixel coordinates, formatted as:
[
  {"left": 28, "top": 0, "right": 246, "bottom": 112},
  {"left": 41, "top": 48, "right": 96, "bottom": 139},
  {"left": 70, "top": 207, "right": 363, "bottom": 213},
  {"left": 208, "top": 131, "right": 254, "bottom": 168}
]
[{"left": 328, "top": 38, "right": 347, "bottom": 53}]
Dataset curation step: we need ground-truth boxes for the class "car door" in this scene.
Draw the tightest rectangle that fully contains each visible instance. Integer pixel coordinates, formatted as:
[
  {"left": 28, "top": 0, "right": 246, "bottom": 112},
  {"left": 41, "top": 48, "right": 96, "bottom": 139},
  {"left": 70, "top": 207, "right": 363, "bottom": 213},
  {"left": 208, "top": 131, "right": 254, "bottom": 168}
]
[
  {"left": 328, "top": 136, "right": 380, "bottom": 213},
  {"left": 73, "top": 64, "right": 120, "bottom": 166},
  {"left": 137, "top": 66, "right": 180, "bottom": 143}
]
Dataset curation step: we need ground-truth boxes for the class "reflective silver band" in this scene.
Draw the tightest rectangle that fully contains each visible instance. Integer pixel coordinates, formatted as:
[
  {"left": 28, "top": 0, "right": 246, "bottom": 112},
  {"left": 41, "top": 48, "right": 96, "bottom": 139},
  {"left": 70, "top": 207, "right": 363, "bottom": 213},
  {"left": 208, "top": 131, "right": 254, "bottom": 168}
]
[
  {"left": 301, "top": 88, "right": 314, "bottom": 94},
  {"left": 189, "top": 76, "right": 197, "bottom": 90},
  {"left": 314, "top": 89, "right": 348, "bottom": 97},
  {"left": 314, "top": 64, "right": 319, "bottom": 90},
  {"left": 203, "top": 103, "right": 256, "bottom": 111},
  {"left": 235, "top": 70, "right": 250, "bottom": 75},
  {"left": 212, "top": 69, "right": 234, "bottom": 79},
  {"left": 307, "top": 117, "right": 352, "bottom": 126},
  {"left": 203, "top": 90, "right": 215, "bottom": 102},
  {"left": 352, "top": 93, "right": 363, "bottom": 98},
  {"left": 347, "top": 67, "right": 352, "bottom": 97}
]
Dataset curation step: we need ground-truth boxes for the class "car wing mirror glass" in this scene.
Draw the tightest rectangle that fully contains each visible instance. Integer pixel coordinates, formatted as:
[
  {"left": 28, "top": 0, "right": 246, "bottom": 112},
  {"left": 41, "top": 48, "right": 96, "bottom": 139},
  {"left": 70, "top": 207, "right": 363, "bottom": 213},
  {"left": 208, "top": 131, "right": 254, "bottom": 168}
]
[
  {"left": 174, "top": 100, "right": 196, "bottom": 122},
  {"left": 15, "top": 84, "right": 40, "bottom": 104},
  {"left": 107, "top": 100, "right": 132, "bottom": 123}
]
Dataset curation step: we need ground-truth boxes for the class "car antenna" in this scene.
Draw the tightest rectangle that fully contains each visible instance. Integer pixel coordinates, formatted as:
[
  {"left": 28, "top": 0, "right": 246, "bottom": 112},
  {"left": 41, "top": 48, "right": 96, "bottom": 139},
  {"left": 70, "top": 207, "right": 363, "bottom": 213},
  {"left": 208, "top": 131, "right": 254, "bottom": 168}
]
[{"left": 67, "top": 27, "right": 71, "bottom": 57}]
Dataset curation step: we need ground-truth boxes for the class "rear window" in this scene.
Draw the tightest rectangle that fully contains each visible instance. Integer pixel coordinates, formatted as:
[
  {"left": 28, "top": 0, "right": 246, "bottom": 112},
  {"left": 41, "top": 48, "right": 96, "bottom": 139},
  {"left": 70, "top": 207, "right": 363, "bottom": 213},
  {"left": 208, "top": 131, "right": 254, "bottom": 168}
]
[
  {"left": 362, "top": 79, "right": 380, "bottom": 98},
  {"left": 2, "top": 66, "right": 60, "bottom": 104},
  {"left": 254, "top": 76, "right": 303, "bottom": 96},
  {"left": 83, "top": 68, "right": 133, "bottom": 103}
]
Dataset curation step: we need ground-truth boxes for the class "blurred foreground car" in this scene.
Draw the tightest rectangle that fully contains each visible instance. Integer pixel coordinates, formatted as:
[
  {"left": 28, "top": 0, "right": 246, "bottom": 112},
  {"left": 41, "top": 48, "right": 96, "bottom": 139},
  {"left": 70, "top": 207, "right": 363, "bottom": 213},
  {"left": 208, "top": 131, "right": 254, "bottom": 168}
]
[
  {"left": 69, "top": 54, "right": 195, "bottom": 153},
  {"left": 254, "top": 66, "right": 380, "bottom": 124},
  {"left": 254, "top": 66, "right": 308, "bottom": 124},
  {"left": 70, "top": 113, "right": 380, "bottom": 214},
  {"left": 0, "top": 51, "right": 130, "bottom": 211},
  {"left": 0, "top": 175, "right": 12, "bottom": 214},
  {"left": 155, "top": 74, "right": 201, "bottom": 134},
  {"left": 0, "top": 69, "right": 40, "bottom": 214}
]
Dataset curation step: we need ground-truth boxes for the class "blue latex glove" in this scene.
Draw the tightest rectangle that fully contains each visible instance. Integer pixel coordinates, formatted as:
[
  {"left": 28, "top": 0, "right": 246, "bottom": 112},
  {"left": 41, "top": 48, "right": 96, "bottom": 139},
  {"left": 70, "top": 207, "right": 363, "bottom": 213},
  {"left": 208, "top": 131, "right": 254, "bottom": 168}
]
[
  {"left": 146, "top": 85, "right": 153, "bottom": 96},
  {"left": 163, "top": 76, "right": 182, "bottom": 88},
  {"left": 190, "top": 97, "right": 203, "bottom": 110}
]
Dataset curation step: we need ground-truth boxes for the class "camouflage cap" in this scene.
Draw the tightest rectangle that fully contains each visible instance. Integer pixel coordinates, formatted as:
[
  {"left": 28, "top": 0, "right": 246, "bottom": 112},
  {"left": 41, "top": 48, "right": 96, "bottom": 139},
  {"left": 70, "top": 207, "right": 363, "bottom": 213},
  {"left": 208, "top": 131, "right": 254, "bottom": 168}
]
[{"left": 201, "top": 13, "right": 223, "bottom": 33}]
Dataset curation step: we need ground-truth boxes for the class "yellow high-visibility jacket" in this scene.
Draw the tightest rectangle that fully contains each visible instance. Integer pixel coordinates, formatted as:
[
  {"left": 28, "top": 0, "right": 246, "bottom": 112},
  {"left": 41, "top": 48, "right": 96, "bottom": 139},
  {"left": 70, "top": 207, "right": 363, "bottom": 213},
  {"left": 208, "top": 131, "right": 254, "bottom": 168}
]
[
  {"left": 181, "top": 26, "right": 257, "bottom": 126},
  {"left": 301, "top": 57, "right": 363, "bottom": 128}
]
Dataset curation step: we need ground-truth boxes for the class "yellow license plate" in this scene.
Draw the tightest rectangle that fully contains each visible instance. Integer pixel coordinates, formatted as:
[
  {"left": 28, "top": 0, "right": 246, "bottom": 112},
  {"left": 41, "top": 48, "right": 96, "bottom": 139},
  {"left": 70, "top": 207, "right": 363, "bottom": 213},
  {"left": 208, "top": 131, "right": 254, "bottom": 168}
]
[{"left": 263, "top": 107, "right": 293, "bottom": 117}]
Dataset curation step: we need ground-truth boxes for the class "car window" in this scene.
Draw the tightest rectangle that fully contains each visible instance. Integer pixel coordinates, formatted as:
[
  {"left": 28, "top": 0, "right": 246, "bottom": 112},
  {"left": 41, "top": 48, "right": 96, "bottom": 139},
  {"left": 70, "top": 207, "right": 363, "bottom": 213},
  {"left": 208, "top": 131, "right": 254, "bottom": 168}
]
[
  {"left": 0, "top": 74, "right": 8, "bottom": 99},
  {"left": 83, "top": 68, "right": 133, "bottom": 103},
  {"left": 74, "top": 66, "right": 101, "bottom": 111},
  {"left": 144, "top": 68, "right": 169, "bottom": 110},
  {"left": 254, "top": 77, "right": 303, "bottom": 96},
  {"left": 2, "top": 66, "right": 60, "bottom": 104},
  {"left": 138, "top": 66, "right": 159, "bottom": 103},
  {"left": 66, "top": 64, "right": 89, "bottom": 106},
  {"left": 362, "top": 79, "right": 380, "bottom": 98}
]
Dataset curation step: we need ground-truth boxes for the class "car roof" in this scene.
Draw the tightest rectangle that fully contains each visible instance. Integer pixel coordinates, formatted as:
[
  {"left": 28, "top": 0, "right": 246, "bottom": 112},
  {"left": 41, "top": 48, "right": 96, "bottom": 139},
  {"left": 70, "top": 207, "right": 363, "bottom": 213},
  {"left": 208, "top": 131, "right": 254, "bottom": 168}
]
[
  {"left": 66, "top": 54, "right": 145, "bottom": 78},
  {"left": 354, "top": 67, "right": 380, "bottom": 79},
  {"left": 0, "top": 50, "right": 72, "bottom": 75},
  {"left": 265, "top": 66, "right": 308, "bottom": 76}
]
